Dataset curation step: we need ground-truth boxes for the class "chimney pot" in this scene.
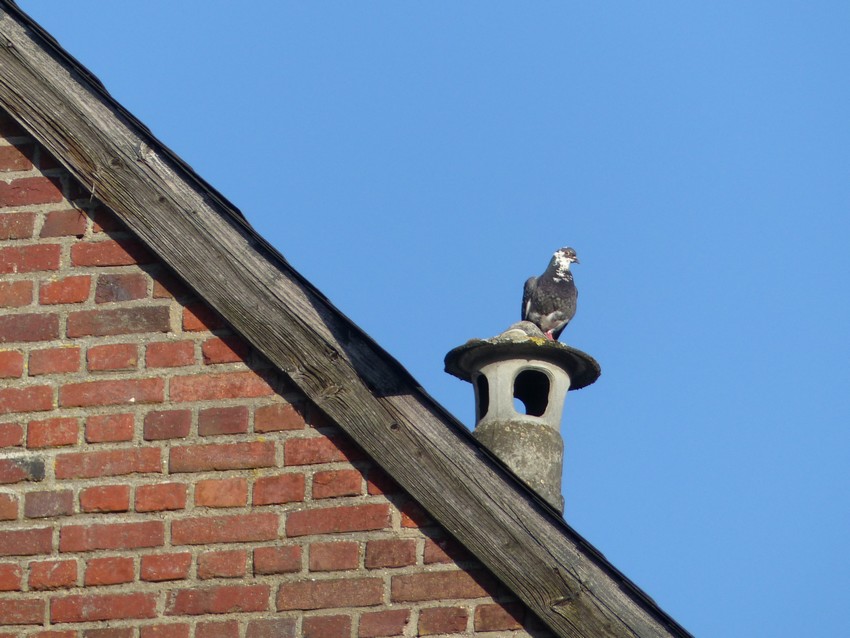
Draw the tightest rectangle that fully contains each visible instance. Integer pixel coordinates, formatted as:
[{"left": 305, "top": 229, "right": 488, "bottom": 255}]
[{"left": 445, "top": 321, "right": 600, "bottom": 513}]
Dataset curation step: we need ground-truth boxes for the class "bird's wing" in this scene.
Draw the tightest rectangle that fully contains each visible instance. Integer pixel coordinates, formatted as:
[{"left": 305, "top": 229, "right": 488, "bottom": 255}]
[
  {"left": 522, "top": 276, "right": 536, "bottom": 320},
  {"left": 550, "top": 281, "right": 577, "bottom": 340}
]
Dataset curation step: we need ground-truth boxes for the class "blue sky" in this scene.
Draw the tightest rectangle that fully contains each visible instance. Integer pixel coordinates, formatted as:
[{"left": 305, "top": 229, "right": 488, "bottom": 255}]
[{"left": 17, "top": 2, "right": 850, "bottom": 636}]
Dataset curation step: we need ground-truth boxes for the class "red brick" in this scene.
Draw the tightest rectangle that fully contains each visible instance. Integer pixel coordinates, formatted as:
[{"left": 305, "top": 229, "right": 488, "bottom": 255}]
[
  {"left": 0, "top": 140, "right": 30, "bottom": 168},
  {"left": 24, "top": 489, "right": 73, "bottom": 518},
  {"left": 165, "top": 584, "right": 269, "bottom": 615},
  {"left": 60, "top": 377, "right": 164, "bottom": 407},
  {"left": 135, "top": 482, "right": 187, "bottom": 512},
  {"left": 196, "top": 620, "right": 239, "bottom": 638},
  {"left": 0, "top": 313, "right": 59, "bottom": 343},
  {"left": 400, "top": 500, "right": 432, "bottom": 528},
  {"left": 313, "top": 469, "right": 363, "bottom": 499},
  {"left": 182, "top": 302, "right": 223, "bottom": 331},
  {"left": 84, "top": 629, "right": 134, "bottom": 638},
  {"left": 50, "top": 592, "right": 156, "bottom": 623},
  {"left": 85, "top": 556, "right": 133, "bottom": 586},
  {"left": 0, "top": 280, "right": 32, "bottom": 307},
  {"left": 67, "top": 306, "right": 170, "bottom": 337},
  {"left": 195, "top": 477, "right": 248, "bottom": 508},
  {"left": 0, "top": 563, "right": 22, "bottom": 591},
  {"left": 87, "top": 343, "right": 138, "bottom": 371},
  {"left": 285, "top": 435, "right": 362, "bottom": 466},
  {"left": 253, "top": 545, "right": 301, "bottom": 575},
  {"left": 143, "top": 409, "right": 191, "bottom": 440},
  {"left": 474, "top": 602, "right": 524, "bottom": 631},
  {"left": 0, "top": 493, "right": 17, "bottom": 520},
  {"left": 171, "top": 513, "right": 278, "bottom": 545},
  {"left": 245, "top": 618, "right": 297, "bottom": 638},
  {"left": 70, "top": 239, "right": 152, "bottom": 266},
  {"left": 391, "top": 570, "right": 496, "bottom": 602},
  {"left": 418, "top": 606, "right": 468, "bottom": 635},
  {"left": 0, "top": 598, "right": 44, "bottom": 625},
  {"left": 0, "top": 458, "right": 44, "bottom": 485},
  {"left": 169, "top": 441, "right": 275, "bottom": 473},
  {"left": 60, "top": 521, "right": 164, "bottom": 552},
  {"left": 276, "top": 577, "right": 383, "bottom": 611},
  {"left": 201, "top": 336, "right": 249, "bottom": 364},
  {"left": 286, "top": 504, "right": 390, "bottom": 537},
  {"left": 29, "top": 347, "right": 80, "bottom": 375},
  {"left": 146, "top": 340, "right": 195, "bottom": 368},
  {"left": 90, "top": 207, "right": 123, "bottom": 233},
  {"left": 309, "top": 541, "right": 359, "bottom": 571},
  {"left": 0, "top": 423, "right": 24, "bottom": 448},
  {"left": 0, "top": 422, "right": 22, "bottom": 447},
  {"left": 0, "top": 143, "right": 33, "bottom": 171},
  {"left": 29, "top": 559, "right": 77, "bottom": 590},
  {"left": 198, "top": 405, "right": 248, "bottom": 436},
  {"left": 365, "top": 539, "right": 416, "bottom": 569},
  {"left": 0, "top": 527, "right": 51, "bottom": 556},
  {"left": 151, "top": 269, "right": 190, "bottom": 299},
  {"left": 0, "top": 176, "right": 62, "bottom": 207},
  {"left": 254, "top": 402, "right": 306, "bottom": 432},
  {"left": 39, "top": 275, "right": 91, "bottom": 304},
  {"left": 359, "top": 609, "right": 411, "bottom": 637},
  {"left": 0, "top": 350, "right": 22, "bottom": 378},
  {"left": 0, "top": 456, "right": 45, "bottom": 483},
  {"left": 0, "top": 211, "right": 34, "bottom": 239},
  {"left": 140, "top": 552, "right": 191, "bottom": 582},
  {"left": 27, "top": 416, "right": 78, "bottom": 448},
  {"left": 25, "top": 631, "right": 76, "bottom": 638},
  {"left": 253, "top": 473, "right": 305, "bottom": 506},
  {"left": 85, "top": 413, "right": 134, "bottom": 443},
  {"left": 170, "top": 371, "right": 274, "bottom": 402},
  {"left": 95, "top": 273, "right": 149, "bottom": 303},
  {"left": 55, "top": 447, "right": 160, "bottom": 479},
  {"left": 80, "top": 484, "right": 130, "bottom": 512},
  {"left": 0, "top": 244, "right": 60, "bottom": 274},
  {"left": 40, "top": 209, "right": 87, "bottom": 238},
  {"left": 423, "top": 537, "right": 470, "bottom": 564},
  {"left": 140, "top": 624, "right": 190, "bottom": 638},
  {"left": 197, "top": 549, "right": 248, "bottom": 579},
  {"left": 304, "top": 615, "right": 351, "bottom": 638}
]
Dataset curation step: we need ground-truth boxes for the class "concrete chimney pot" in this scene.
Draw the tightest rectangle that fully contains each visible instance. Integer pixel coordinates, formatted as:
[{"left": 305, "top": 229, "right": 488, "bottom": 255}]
[{"left": 445, "top": 321, "right": 600, "bottom": 513}]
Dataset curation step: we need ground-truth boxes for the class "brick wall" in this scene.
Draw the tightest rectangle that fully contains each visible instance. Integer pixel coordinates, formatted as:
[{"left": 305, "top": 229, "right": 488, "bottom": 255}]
[{"left": 0, "top": 110, "right": 552, "bottom": 637}]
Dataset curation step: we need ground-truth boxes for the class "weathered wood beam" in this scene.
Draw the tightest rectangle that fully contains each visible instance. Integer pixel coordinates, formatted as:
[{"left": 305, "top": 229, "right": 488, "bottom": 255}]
[{"left": 0, "top": 6, "right": 690, "bottom": 637}]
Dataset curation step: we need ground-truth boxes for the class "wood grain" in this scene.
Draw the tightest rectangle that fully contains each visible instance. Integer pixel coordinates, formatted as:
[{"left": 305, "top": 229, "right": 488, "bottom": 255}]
[{"left": 0, "top": 5, "right": 691, "bottom": 637}]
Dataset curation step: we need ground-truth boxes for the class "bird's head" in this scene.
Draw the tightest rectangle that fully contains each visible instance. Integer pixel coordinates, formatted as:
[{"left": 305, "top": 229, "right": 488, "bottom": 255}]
[
  {"left": 555, "top": 246, "right": 580, "bottom": 265},
  {"left": 549, "top": 246, "right": 579, "bottom": 278}
]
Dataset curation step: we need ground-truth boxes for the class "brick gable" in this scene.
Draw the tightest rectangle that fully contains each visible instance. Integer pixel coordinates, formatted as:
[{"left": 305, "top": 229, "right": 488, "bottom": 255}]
[{"left": 0, "top": 112, "right": 550, "bottom": 637}]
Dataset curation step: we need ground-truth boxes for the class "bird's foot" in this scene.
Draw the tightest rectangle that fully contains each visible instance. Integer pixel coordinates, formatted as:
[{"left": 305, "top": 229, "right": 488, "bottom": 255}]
[{"left": 544, "top": 331, "right": 555, "bottom": 340}]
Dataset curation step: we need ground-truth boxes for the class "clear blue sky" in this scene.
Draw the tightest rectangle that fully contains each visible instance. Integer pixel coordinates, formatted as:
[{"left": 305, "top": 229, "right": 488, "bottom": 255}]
[{"left": 17, "top": 2, "right": 850, "bottom": 635}]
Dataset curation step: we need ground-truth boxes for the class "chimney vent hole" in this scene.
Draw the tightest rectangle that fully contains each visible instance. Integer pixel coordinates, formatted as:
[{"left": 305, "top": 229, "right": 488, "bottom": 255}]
[
  {"left": 513, "top": 369, "right": 549, "bottom": 417},
  {"left": 475, "top": 373, "right": 490, "bottom": 419}
]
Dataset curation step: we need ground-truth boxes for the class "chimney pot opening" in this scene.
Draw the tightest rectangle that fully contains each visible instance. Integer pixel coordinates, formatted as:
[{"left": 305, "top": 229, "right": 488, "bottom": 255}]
[
  {"left": 513, "top": 369, "right": 550, "bottom": 417},
  {"left": 475, "top": 373, "right": 490, "bottom": 420}
]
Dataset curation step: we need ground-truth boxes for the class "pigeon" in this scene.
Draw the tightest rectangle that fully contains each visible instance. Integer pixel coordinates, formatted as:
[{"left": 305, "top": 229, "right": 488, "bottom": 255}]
[{"left": 522, "top": 247, "right": 579, "bottom": 340}]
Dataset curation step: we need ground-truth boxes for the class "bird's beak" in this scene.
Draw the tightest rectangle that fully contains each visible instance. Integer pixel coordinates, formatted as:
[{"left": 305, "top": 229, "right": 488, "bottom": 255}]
[{"left": 572, "top": 256, "right": 580, "bottom": 264}]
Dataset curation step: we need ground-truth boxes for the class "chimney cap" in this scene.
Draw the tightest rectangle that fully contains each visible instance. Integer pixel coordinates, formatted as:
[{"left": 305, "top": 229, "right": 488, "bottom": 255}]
[{"left": 444, "top": 321, "right": 601, "bottom": 390}]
